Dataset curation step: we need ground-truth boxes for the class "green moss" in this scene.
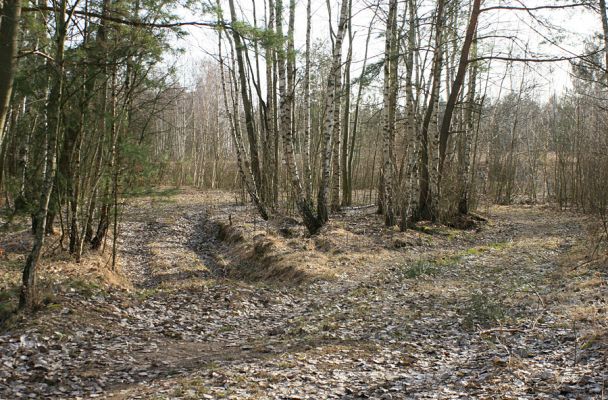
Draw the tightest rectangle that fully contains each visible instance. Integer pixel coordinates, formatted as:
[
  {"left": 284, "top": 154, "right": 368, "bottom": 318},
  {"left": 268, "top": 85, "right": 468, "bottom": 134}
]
[
  {"left": 464, "top": 247, "right": 485, "bottom": 256},
  {"left": 462, "top": 242, "right": 511, "bottom": 257},
  {"left": 487, "top": 241, "right": 511, "bottom": 250}
]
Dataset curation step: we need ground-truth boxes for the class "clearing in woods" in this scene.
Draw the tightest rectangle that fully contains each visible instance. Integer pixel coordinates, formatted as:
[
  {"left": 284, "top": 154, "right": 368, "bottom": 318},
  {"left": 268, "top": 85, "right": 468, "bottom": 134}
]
[{"left": 0, "top": 189, "right": 606, "bottom": 399}]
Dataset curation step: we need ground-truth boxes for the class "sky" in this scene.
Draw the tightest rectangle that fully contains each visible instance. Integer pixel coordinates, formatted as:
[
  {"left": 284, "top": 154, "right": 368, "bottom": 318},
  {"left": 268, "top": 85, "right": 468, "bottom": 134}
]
[{"left": 169, "top": 0, "right": 602, "bottom": 102}]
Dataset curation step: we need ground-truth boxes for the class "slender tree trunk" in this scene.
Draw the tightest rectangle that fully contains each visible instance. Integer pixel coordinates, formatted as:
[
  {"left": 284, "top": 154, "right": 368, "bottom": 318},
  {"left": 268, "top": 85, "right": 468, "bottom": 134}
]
[
  {"left": 20, "top": 1, "right": 66, "bottom": 309},
  {"left": 381, "top": 0, "right": 398, "bottom": 226},
  {"left": 600, "top": 0, "right": 608, "bottom": 80},
  {"left": 348, "top": 8, "right": 376, "bottom": 208},
  {"left": 302, "top": 0, "right": 313, "bottom": 202},
  {"left": 263, "top": 0, "right": 278, "bottom": 205},
  {"left": 340, "top": 4, "right": 353, "bottom": 207},
  {"left": 92, "top": 68, "right": 120, "bottom": 250},
  {"left": 438, "top": 0, "right": 481, "bottom": 178},
  {"left": 228, "top": 0, "right": 263, "bottom": 195},
  {"left": 218, "top": 6, "right": 269, "bottom": 220},
  {"left": 330, "top": 80, "right": 342, "bottom": 211},
  {"left": 0, "top": 0, "right": 22, "bottom": 141},
  {"left": 400, "top": 0, "right": 419, "bottom": 229},
  {"left": 89, "top": 0, "right": 112, "bottom": 250},
  {"left": 68, "top": 115, "right": 84, "bottom": 253},
  {"left": 275, "top": 0, "right": 319, "bottom": 232},
  {"left": 417, "top": 0, "right": 444, "bottom": 221},
  {"left": 317, "top": 0, "right": 349, "bottom": 224},
  {"left": 458, "top": 37, "right": 478, "bottom": 215}
]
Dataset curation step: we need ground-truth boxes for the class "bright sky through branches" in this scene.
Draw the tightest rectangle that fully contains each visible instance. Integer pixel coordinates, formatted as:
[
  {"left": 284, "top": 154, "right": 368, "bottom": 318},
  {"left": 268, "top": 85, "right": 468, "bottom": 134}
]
[{"left": 171, "top": 0, "right": 600, "bottom": 100}]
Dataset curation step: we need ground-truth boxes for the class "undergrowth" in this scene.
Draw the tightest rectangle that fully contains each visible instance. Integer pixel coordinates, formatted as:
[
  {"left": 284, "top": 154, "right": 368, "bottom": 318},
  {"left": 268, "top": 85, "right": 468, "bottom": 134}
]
[
  {"left": 402, "top": 254, "right": 462, "bottom": 279},
  {"left": 461, "top": 290, "right": 506, "bottom": 330},
  {"left": 403, "top": 261, "right": 439, "bottom": 279},
  {"left": 0, "top": 287, "right": 18, "bottom": 326}
]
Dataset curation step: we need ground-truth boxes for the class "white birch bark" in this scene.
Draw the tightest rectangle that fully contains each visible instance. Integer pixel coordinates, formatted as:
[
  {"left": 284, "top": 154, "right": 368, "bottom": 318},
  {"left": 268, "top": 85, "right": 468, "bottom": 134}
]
[{"left": 317, "top": 0, "right": 349, "bottom": 224}]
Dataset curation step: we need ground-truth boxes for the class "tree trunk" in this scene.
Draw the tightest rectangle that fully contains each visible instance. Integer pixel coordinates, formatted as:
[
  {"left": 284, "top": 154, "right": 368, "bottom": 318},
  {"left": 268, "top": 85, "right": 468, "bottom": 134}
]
[
  {"left": 458, "top": 37, "right": 478, "bottom": 215},
  {"left": 417, "top": 0, "right": 444, "bottom": 221},
  {"left": 217, "top": 7, "right": 269, "bottom": 221},
  {"left": 348, "top": 7, "right": 377, "bottom": 208},
  {"left": 275, "top": 0, "right": 320, "bottom": 233},
  {"left": 20, "top": 0, "right": 66, "bottom": 309},
  {"left": 330, "top": 84, "right": 342, "bottom": 211},
  {"left": 340, "top": 4, "right": 353, "bottom": 208},
  {"left": 228, "top": 0, "right": 263, "bottom": 196},
  {"left": 400, "top": 0, "right": 419, "bottom": 229},
  {"left": 302, "top": 0, "right": 313, "bottom": 202},
  {"left": 0, "top": 0, "right": 21, "bottom": 141},
  {"left": 598, "top": 0, "right": 608, "bottom": 83},
  {"left": 438, "top": 0, "right": 481, "bottom": 178},
  {"left": 317, "top": 0, "right": 349, "bottom": 224},
  {"left": 381, "top": 0, "right": 398, "bottom": 226}
]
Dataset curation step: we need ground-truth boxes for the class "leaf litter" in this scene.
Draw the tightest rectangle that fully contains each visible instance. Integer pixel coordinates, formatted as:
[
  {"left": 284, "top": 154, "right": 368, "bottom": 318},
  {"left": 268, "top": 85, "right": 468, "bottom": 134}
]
[{"left": 0, "top": 191, "right": 606, "bottom": 399}]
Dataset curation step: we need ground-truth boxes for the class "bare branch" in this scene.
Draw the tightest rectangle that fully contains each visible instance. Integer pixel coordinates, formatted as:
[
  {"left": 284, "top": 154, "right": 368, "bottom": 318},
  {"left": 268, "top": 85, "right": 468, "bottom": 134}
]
[
  {"left": 22, "top": 6, "right": 227, "bottom": 30},
  {"left": 470, "top": 49, "right": 605, "bottom": 64},
  {"left": 480, "top": 3, "right": 592, "bottom": 13}
]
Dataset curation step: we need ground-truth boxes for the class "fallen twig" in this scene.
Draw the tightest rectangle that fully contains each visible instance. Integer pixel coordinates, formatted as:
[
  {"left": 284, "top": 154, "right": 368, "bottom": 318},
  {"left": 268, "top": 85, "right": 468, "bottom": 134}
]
[{"left": 479, "top": 327, "right": 527, "bottom": 335}]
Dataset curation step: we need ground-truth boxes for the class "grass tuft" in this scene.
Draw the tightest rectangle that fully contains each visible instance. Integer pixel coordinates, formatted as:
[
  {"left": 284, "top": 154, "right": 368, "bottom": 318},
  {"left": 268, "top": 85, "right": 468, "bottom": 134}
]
[
  {"left": 461, "top": 291, "right": 506, "bottom": 329},
  {"left": 0, "top": 287, "right": 18, "bottom": 326},
  {"left": 403, "top": 260, "right": 439, "bottom": 278}
]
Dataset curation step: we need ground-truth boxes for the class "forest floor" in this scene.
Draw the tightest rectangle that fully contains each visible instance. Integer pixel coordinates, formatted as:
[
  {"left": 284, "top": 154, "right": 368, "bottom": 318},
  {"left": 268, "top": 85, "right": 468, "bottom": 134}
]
[{"left": 1, "top": 188, "right": 607, "bottom": 399}]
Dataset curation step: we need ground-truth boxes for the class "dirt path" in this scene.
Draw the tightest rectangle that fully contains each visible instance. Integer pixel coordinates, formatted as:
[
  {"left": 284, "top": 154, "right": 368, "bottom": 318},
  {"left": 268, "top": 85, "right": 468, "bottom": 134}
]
[{"left": 1, "top": 195, "right": 606, "bottom": 399}]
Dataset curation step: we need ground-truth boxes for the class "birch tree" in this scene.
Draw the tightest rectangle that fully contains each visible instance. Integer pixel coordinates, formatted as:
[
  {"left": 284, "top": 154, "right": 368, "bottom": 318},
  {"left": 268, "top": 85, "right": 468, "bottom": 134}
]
[
  {"left": 276, "top": 0, "right": 320, "bottom": 232},
  {"left": 381, "top": 0, "right": 398, "bottom": 226},
  {"left": 317, "top": 0, "right": 349, "bottom": 224},
  {"left": 228, "top": 0, "right": 263, "bottom": 196},
  {"left": 418, "top": 0, "right": 445, "bottom": 221}
]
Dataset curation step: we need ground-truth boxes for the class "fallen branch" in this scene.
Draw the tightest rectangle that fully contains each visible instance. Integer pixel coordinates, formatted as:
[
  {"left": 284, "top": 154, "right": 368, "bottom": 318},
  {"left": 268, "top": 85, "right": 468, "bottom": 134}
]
[{"left": 479, "top": 327, "right": 527, "bottom": 335}]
